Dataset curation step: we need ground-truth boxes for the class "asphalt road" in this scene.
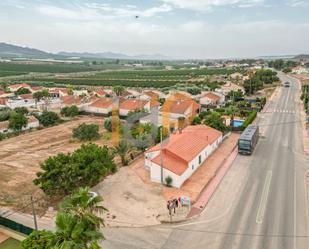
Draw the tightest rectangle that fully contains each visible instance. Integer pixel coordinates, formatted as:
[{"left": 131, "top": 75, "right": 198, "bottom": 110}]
[{"left": 103, "top": 72, "right": 309, "bottom": 249}]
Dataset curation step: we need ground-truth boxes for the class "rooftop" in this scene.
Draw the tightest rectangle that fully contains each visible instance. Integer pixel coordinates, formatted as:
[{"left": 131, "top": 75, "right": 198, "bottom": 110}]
[{"left": 120, "top": 99, "right": 148, "bottom": 110}]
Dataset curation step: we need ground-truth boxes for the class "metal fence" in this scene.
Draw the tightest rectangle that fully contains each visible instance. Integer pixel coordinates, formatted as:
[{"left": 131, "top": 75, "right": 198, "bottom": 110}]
[{"left": 0, "top": 216, "right": 33, "bottom": 235}]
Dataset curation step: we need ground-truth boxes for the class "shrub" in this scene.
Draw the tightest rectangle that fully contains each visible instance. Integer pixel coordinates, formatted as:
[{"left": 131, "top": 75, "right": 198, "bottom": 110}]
[
  {"left": 73, "top": 123, "right": 100, "bottom": 141},
  {"left": 241, "top": 110, "right": 257, "bottom": 129},
  {"left": 165, "top": 176, "right": 173, "bottom": 187},
  {"left": 104, "top": 118, "right": 112, "bottom": 132},
  {"left": 60, "top": 105, "right": 79, "bottom": 117},
  {"left": 21, "top": 230, "right": 53, "bottom": 249},
  {"left": 14, "top": 107, "right": 29, "bottom": 115},
  {"left": 192, "top": 116, "right": 201, "bottom": 125},
  {"left": 38, "top": 111, "right": 60, "bottom": 127},
  {"left": 8, "top": 112, "right": 28, "bottom": 131},
  {"left": 34, "top": 143, "right": 116, "bottom": 196}
]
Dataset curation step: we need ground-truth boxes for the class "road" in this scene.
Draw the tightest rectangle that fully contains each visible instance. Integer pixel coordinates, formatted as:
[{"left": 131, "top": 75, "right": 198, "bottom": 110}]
[{"left": 103, "top": 72, "right": 309, "bottom": 249}]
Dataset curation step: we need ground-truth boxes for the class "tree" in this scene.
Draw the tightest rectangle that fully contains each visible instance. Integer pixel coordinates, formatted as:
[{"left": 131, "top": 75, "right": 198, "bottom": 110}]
[
  {"left": 204, "top": 112, "right": 226, "bottom": 132},
  {"left": 8, "top": 112, "right": 27, "bottom": 131},
  {"left": 61, "top": 105, "right": 79, "bottom": 117},
  {"left": 61, "top": 187, "right": 107, "bottom": 230},
  {"left": 14, "top": 106, "right": 29, "bottom": 115},
  {"left": 15, "top": 87, "right": 31, "bottom": 95},
  {"left": 73, "top": 123, "right": 100, "bottom": 141},
  {"left": 104, "top": 118, "right": 112, "bottom": 132},
  {"left": 192, "top": 116, "right": 201, "bottom": 125},
  {"left": 0, "top": 82, "right": 8, "bottom": 91},
  {"left": 38, "top": 111, "right": 60, "bottom": 127},
  {"left": 114, "top": 139, "right": 131, "bottom": 166},
  {"left": 67, "top": 84, "right": 74, "bottom": 95},
  {"left": 21, "top": 230, "right": 53, "bottom": 249},
  {"left": 113, "top": 85, "right": 125, "bottom": 96},
  {"left": 34, "top": 143, "right": 116, "bottom": 196},
  {"left": 165, "top": 176, "right": 173, "bottom": 187}
]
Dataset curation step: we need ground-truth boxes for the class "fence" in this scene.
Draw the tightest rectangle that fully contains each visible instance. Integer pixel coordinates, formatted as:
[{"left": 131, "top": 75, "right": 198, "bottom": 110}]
[{"left": 0, "top": 216, "right": 33, "bottom": 235}]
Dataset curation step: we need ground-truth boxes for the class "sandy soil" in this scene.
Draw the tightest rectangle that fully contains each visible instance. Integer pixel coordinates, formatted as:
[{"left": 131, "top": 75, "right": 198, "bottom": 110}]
[
  {"left": 93, "top": 158, "right": 166, "bottom": 227},
  {"left": 0, "top": 115, "right": 110, "bottom": 212}
]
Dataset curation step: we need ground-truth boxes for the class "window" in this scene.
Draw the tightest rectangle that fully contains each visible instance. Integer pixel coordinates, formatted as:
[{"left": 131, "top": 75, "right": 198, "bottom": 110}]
[
  {"left": 192, "top": 164, "right": 194, "bottom": 170},
  {"left": 199, "top": 155, "right": 202, "bottom": 164}
]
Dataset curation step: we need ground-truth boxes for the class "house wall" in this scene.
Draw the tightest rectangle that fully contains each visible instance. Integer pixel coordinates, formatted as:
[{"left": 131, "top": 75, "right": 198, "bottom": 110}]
[
  {"left": 84, "top": 105, "right": 112, "bottom": 115},
  {"left": 144, "top": 134, "right": 223, "bottom": 188},
  {"left": 26, "top": 121, "right": 40, "bottom": 130},
  {"left": 7, "top": 99, "right": 35, "bottom": 109}
]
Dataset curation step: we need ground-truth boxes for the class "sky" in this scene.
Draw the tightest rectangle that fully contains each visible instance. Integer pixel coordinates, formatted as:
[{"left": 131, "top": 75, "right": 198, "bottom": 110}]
[{"left": 0, "top": 0, "right": 308, "bottom": 59}]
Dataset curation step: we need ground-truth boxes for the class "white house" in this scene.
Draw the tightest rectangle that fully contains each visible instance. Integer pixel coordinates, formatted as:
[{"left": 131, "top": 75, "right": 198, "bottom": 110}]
[
  {"left": 6, "top": 95, "right": 36, "bottom": 109},
  {"left": 199, "top": 92, "right": 225, "bottom": 107},
  {"left": 144, "top": 125, "right": 223, "bottom": 188},
  {"left": 0, "top": 116, "right": 39, "bottom": 133},
  {"left": 84, "top": 98, "right": 113, "bottom": 115},
  {"left": 119, "top": 99, "right": 150, "bottom": 117},
  {"left": 292, "top": 66, "right": 308, "bottom": 74}
]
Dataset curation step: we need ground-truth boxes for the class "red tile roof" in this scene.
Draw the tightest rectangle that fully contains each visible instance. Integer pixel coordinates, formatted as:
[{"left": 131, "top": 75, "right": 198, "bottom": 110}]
[
  {"left": 31, "top": 86, "right": 43, "bottom": 91},
  {"left": 62, "top": 95, "right": 81, "bottom": 105},
  {"left": 120, "top": 99, "right": 148, "bottom": 110},
  {"left": 95, "top": 89, "right": 107, "bottom": 96},
  {"left": 0, "top": 98, "right": 7, "bottom": 105},
  {"left": 144, "top": 91, "right": 159, "bottom": 99},
  {"left": 19, "top": 94, "right": 33, "bottom": 100},
  {"left": 9, "top": 83, "right": 30, "bottom": 89},
  {"left": 150, "top": 99, "right": 160, "bottom": 107},
  {"left": 147, "top": 125, "right": 222, "bottom": 176},
  {"left": 0, "top": 90, "right": 5, "bottom": 95},
  {"left": 161, "top": 99, "right": 199, "bottom": 114},
  {"left": 90, "top": 98, "right": 113, "bottom": 108},
  {"left": 203, "top": 92, "right": 221, "bottom": 101}
]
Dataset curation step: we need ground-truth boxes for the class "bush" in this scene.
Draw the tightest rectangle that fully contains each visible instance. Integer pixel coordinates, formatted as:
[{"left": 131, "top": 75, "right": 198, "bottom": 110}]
[
  {"left": 34, "top": 143, "right": 117, "bottom": 196},
  {"left": 60, "top": 105, "right": 79, "bottom": 117},
  {"left": 165, "top": 176, "right": 173, "bottom": 187},
  {"left": 73, "top": 123, "right": 100, "bottom": 141},
  {"left": 241, "top": 110, "right": 257, "bottom": 129},
  {"left": 192, "top": 116, "right": 201, "bottom": 125},
  {"left": 21, "top": 230, "right": 53, "bottom": 249},
  {"left": 104, "top": 118, "right": 112, "bottom": 132},
  {"left": 8, "top": 112, "right": 28, "bottom": 131},
  {"left": 38, "top": 111, "right": 60, "bottom": 127},
  {"left": 14, "top": 107, "right": 29, "bottom": 115},
  {"left": 15, "top": 87, "right": 31, "bottom": 95}
]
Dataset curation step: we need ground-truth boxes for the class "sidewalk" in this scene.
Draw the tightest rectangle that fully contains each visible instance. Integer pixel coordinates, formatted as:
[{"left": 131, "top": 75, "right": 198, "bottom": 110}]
[{"left": 162, "top": 133, "right": 239, "bottom": 206}]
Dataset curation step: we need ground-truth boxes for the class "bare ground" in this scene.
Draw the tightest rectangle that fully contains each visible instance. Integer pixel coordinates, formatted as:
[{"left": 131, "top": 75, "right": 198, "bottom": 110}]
[{"left": 0, "top": 115, "right": 110, "bottom": 213}]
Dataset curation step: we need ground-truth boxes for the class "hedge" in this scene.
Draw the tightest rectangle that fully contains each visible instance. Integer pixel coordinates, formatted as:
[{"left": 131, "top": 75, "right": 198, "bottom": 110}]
[{"left": 241, "top": 110, "right": 257, "bottom": 129}]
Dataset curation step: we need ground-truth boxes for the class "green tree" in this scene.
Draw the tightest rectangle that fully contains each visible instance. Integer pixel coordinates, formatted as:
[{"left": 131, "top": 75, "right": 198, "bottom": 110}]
[
  {"left": 15, "top": 87, "right": 31, "bottom": 95},
  {"left": 204, "top": 112, "right": 226, "bottom": 132},
  {"left": 34, "top": 143, "right": 116, "bottom": 196},
  {"left": 73, "top": 123, "right": 100, "bottom": 141},
  {"left": 113, "top": 85, "right": 125, "bottom": 96},
  {"left": 21, "top": 230, "right": 53, "bottom": 249},
  {"left": 38, "top": 111, "right": 60, "bottom": 127},
  {"left": 14, "top": 106, "right": 29, "bottom": 115},
  {"left": 192, "top": 116, "right": 201, "bottom": 125},
  {"left": 61, "top": 105, "right": 79, "bottom": 117},
  {"left": 8, "top": 112, "right": 27, "bottom": 131},
  {"left": 114, "top": 139, "right": 131, "bottom": 166},
  {"left": 67, "top": 84, "right": 74, "bottom": 95}
]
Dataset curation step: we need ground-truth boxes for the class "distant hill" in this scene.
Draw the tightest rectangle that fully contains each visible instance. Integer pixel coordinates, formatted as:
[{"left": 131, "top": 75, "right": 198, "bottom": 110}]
[
  {"left": 0, "top": 42, "right": 52, "bottom": 58},
  {"left": 58, "top": 51, "right": 171, "bottom": 61},
  {"left": 294, "top": 54, "right": 309, "bottom": 60}
]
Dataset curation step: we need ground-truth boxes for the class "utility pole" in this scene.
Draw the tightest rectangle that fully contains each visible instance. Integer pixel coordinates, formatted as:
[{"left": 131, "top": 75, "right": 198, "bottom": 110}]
[
  {"left": 160, "top": 126, "right": 164, "bottom": 184},
  {"left": 30, "top": 196, "right": 38, "bottom": 230}
]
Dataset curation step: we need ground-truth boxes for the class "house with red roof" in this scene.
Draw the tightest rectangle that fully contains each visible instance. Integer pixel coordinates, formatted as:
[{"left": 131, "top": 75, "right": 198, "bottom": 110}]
[
  {"left": 119, "top": 99, "right": 150, "bottom": 117},
  {"left": 144, "top": 125, "right": 223, "bottom": 188},
  {"left": 199, "top": 92, "right": 224, "bottom": 107},
  {"left": 160, "top": 95, "right": 200, "bottom": 131},
  {"left": 8, "top": 83, "right": 31, "bottom": 92},
  {"left": 84, "top": 98, "right": 113, "bottom": 115}
]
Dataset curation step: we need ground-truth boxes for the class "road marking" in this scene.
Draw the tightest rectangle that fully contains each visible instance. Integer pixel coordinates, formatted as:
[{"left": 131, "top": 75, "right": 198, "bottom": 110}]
[{"left": 256, "top": 170, "right": 272, "bottom": 224}]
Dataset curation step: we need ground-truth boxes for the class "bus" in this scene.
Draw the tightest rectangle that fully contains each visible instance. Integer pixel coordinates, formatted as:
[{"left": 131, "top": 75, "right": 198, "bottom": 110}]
[{"left": 238, "top": 124, "right": 259, "bottom": 155}]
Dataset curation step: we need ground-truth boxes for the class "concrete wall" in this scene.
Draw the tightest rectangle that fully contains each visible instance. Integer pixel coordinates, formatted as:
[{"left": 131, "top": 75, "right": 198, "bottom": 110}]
[{"left": 84, "top": 105, "right": 112, "bottom": 115}]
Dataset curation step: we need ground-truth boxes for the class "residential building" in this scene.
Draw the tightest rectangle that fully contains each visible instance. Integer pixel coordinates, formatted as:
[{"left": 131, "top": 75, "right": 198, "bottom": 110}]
[
  {"left": 84, "top": 98, "right": 113, "bottom": 115},
  {"left": 6, "top": 95, "right": 36, "bottom": 109},
  {"left": 119, "top": 99, "right": 150, "bottom": 117},
  {"left": 199, "top": 92, "right": 225, "bottom": 107},
  {"left": 7, "top": 83, "right": 31, "bottom": 92},
  {"left": 144, "top": 125, "right": 223, "bottom": 188},
  {"left": 217, "top": 82, "right": 245, "bottom": 96}
]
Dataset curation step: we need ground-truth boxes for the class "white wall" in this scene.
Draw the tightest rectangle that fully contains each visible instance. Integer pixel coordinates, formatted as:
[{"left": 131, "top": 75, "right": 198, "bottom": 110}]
[
  {"left": 84, "top": 105, "right": 112, "bottom": 115},
  {"left": 7, "top": 99, "right": 36, "bottom": 109},
  {"left": 144, "top": 134, "right": 223, "bottom": 188}
]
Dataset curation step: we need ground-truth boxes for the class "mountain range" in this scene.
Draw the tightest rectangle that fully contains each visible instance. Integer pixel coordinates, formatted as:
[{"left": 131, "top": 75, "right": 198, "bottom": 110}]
[{"left": 0, "top": 42, "right": 171, "bottom": 60}]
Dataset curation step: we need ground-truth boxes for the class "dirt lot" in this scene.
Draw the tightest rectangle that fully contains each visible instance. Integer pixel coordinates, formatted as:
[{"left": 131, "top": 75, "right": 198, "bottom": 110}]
[{"left": 0, "top": 115, "right": 110, "bottom": 212}]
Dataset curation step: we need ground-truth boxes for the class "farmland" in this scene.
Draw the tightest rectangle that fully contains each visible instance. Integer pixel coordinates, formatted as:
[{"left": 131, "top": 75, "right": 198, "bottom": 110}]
[{"left": 25, "top": 67, "right": 240, "bottom": 88}]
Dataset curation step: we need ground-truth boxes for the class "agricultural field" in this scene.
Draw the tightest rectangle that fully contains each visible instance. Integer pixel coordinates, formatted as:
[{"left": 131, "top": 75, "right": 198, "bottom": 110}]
[
  {"left": 25, "top": 67, "right": 241, "bottom": 88},
  {"left": 0, "top": 238, "right": 20, "bottom": 249},
  {"left": 0, "top": 116, "right": 113, "bottom": 214}
]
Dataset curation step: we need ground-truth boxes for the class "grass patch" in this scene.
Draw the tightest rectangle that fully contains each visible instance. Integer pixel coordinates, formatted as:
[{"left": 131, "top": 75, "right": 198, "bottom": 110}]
[{"left": 0, "top": 238, "right": 21, "bottom": 249}]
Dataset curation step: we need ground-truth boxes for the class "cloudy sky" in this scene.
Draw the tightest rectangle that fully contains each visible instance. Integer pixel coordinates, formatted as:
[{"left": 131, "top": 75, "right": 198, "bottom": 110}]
[{"left": 0, "top": 0, "right": 308, "bottom": 59}]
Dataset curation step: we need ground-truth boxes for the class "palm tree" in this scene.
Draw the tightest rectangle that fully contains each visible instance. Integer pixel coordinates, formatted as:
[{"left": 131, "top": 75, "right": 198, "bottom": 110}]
[
  {"left": 51, "top": 212, "right": 103, "bottom": 249},
  {"left": 114, "top": 139, "right": 131, "bottom": 166},
  {"left": 61, "top": 187, "right": 107, "bottom": 229}
]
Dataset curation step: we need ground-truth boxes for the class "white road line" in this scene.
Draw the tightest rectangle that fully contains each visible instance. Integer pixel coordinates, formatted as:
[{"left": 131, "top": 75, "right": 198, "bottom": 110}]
[{"left": 256, "top": 171, "right": 272, "bottom": 224}]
